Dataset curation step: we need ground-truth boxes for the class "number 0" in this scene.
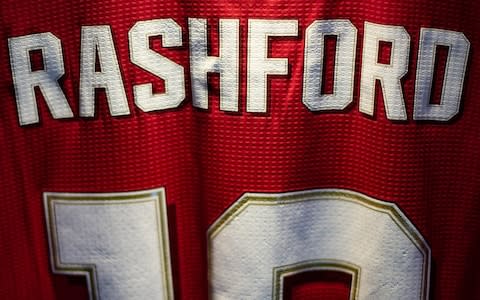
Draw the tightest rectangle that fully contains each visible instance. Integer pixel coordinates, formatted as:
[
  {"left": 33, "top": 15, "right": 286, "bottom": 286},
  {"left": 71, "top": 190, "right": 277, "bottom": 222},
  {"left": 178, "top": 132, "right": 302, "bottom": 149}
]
[{"left": 208, "top": 189, "right": 431, "bottom": 299}]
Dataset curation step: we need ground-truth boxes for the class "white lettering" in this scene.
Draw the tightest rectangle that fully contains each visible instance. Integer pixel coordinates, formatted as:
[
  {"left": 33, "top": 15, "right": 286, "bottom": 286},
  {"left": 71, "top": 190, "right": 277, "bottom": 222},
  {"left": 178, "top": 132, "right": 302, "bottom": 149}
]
[
  {"left": 129, "top": 19, "right": 185, "bottom": 112},
  {"left": 303, "top": 19, "right": 357, "bottom": 111},
  {"left": 413, "top": 28, "right": 470, "bottom": 121},
  {"left": 247, "top": 19, "right": 298, "bottom": 113},
  {"left": 189, "top": 18, "right": 240, "bottom": 111},
  {"left": 79, "top": 26, "right": 130, "bottom": 117},
  {"left": 8, "top": 33, "right": 73, "bottom": 125},
  {"left": 359, "top": 22, "right": 410, "bottom": 120}
]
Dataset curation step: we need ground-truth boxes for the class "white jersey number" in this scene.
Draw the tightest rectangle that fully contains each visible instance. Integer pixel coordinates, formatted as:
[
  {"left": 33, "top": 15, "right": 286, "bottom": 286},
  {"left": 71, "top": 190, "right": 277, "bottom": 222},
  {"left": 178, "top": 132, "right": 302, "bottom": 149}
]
[
  {"left": 208, "top": 189, "right": 430, "bottom": 299},
  {"left": 44, "top": 188, "right": 430, "bottom": 299},
  {"left": 44, "top": 189, "right": 173, "bottom": 300}
]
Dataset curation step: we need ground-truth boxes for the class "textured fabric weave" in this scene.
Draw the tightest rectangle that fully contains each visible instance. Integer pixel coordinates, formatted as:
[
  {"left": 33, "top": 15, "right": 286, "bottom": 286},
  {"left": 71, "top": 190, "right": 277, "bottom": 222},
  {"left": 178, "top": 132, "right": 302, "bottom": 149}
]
[{"left": 1, "top": 0, "right": 479, "bottom": 299}]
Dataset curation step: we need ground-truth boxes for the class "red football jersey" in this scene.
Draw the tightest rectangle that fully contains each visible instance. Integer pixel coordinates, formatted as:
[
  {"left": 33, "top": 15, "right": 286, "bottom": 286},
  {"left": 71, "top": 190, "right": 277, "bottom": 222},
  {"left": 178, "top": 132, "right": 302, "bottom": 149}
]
[{"left": 1, "top": 0, "right": 479, "bottom": 299}]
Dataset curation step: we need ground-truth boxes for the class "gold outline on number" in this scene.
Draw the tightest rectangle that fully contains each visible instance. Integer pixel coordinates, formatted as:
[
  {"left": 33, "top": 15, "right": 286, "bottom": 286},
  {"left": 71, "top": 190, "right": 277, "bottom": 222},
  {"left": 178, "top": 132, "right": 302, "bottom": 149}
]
[
  {"left": 208, "top": 188, "right": 431, "bottom": 300},
  {"left": 272, "top": 259, "right": 360, "bottom": 300},
  {"left": 43, "top": 188, "right": 174, "bottom": 300}
]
